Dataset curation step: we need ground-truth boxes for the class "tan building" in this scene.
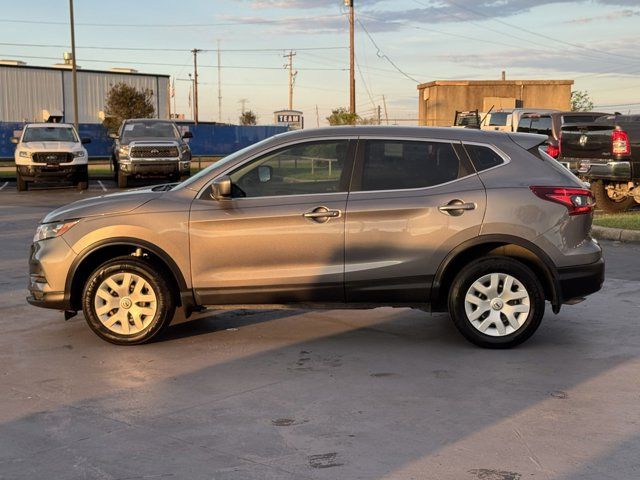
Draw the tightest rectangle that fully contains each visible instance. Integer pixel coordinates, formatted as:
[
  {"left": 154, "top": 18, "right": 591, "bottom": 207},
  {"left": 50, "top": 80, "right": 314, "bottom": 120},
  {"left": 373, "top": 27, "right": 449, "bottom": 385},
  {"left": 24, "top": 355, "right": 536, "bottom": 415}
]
[{"left": 417, "top": 79, "right": 574, "bottom": 126}]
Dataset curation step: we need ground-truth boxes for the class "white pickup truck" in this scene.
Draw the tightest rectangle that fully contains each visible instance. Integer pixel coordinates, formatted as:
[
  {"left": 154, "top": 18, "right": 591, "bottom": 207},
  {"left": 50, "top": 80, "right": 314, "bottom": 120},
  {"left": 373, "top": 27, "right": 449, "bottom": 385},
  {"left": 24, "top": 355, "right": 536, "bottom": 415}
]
[{"left": 12, "top": 123, "right": 90, "bottom": 192}]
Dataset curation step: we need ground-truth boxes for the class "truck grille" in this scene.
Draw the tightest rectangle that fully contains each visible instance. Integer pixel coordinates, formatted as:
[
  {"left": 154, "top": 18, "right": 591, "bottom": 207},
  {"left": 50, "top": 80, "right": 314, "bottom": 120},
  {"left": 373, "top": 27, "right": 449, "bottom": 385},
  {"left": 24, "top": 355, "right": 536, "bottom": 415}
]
[
  {"left": 32, "top": 152, "right": 73, "bottom": 164},
  {"left": 130, "top": 146, "right": 179, "bottom": 159}
]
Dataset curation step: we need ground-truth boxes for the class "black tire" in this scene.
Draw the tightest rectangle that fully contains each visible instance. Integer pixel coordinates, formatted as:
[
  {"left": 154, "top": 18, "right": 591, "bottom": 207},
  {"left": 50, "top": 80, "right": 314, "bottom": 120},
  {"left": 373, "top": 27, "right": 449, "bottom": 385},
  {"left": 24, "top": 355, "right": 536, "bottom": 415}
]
[
  {"left": 117, "top": 170, "right": 129, "bottom": 188},
  {"left": 16, "top": 171, "right": 28, "bottom": 192},
  {"left": 76, "top": 165, "right": 89, "bottom": 190},
  {"left": 592, "top": 180, "right": 636, "bottom": 213},
  {"left": 82, "top": 256, "right": 176, "bottom": 345},
  {"left": 448, "top": 256, "right": 545, "bottom": 349}
]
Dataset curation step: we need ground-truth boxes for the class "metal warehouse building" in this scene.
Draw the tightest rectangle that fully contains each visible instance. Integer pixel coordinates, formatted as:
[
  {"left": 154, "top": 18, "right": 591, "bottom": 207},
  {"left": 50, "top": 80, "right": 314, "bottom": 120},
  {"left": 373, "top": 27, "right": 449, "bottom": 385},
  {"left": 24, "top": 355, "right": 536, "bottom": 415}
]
[
  {"left": 0, "top": 61, "right": 170, "bottom": 124},
  {"left": 417, "top": 79, "right": 574, "bottom": 126}
]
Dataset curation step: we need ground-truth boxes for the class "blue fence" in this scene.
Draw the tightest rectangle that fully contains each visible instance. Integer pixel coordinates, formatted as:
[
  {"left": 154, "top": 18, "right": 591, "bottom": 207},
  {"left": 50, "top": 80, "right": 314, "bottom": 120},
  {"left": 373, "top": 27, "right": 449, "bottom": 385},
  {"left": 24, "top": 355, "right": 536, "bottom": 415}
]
[{"left": 0, "top": 122, "right": 288, "bottom": 159}]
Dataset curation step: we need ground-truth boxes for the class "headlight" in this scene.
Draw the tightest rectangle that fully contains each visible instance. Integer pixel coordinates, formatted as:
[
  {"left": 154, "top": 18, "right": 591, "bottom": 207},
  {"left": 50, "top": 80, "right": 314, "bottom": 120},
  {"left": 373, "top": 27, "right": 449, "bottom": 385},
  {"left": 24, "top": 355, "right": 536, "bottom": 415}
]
[
  {"left": 118, "top": 145, "right": 130, "bottom": 157},
  {"left": 33, "top": 220, "right": 79, "bottom": 243},
  {"left": 19, "top": 151, "right": 32, "bottom": 158},
  {"left": 73, "top": 150, "right": 86, "bottom": 158}
]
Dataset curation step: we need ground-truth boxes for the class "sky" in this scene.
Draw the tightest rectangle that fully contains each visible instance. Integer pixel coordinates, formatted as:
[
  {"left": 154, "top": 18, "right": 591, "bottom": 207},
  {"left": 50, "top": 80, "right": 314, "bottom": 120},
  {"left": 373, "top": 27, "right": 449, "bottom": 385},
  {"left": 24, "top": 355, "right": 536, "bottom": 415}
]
[{"left": 1, "top": 0, "right": 639, "bottom": 125}]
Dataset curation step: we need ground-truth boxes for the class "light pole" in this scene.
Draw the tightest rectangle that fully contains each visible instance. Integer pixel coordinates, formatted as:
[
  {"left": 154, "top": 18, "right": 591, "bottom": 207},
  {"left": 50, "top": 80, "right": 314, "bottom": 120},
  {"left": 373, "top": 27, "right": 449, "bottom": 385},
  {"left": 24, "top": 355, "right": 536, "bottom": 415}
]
[{"left": 68, "top": 0, "right": 79, "bottom": 129}]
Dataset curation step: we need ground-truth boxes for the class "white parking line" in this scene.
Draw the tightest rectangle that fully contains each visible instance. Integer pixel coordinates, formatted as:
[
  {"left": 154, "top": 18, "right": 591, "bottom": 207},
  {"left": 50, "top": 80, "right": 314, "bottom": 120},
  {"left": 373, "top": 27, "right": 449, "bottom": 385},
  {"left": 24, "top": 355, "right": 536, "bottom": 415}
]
[
  {"left": 0, "top": 182, "right": 8, "bottom": 191},
  {"left": 97, "top": 180, "right": 107, "bottom": 192}
]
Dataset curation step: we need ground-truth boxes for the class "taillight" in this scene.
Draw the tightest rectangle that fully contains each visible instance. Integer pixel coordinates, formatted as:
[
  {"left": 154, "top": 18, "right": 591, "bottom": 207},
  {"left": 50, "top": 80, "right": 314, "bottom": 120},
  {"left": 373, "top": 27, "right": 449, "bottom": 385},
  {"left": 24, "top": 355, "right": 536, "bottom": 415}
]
[
  {"left": 612, "top": 129, "right": 630, "bottom": 155},
  {"left": 530, "top": 186, "right": 595, "bottom": 216},
  {"left": 546, "top": 144, "right": 560, "bottom": 158}
]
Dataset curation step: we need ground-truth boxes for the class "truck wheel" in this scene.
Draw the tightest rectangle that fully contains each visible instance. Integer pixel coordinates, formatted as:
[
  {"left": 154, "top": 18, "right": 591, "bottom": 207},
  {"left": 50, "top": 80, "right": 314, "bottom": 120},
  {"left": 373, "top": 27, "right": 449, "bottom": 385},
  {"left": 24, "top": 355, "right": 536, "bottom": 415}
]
[
  {"left": 117, "top": 170, "right": 129, "bottom": 188},
  {"left": 82, "top": 256, "right": 176, "bottom": 345},
  {"left": 592, "top": 180, "right": 636, "bottom": 213},
  {"left": 76, "top": 166, "right": 89, "bottom": 190},
  {"left": 17, "top": 171, "right": 28, "bottom": 192},
  {"left": 448, "top": 256, "right": 545, "bottom": 349}
]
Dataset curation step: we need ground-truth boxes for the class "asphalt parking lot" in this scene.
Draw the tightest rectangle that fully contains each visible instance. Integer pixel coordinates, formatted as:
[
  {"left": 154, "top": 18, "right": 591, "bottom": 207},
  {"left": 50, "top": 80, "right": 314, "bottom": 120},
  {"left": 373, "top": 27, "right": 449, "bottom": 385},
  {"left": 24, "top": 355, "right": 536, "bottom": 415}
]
[{"left": 1, "top": 182, "right": 639, "bottom": 480}]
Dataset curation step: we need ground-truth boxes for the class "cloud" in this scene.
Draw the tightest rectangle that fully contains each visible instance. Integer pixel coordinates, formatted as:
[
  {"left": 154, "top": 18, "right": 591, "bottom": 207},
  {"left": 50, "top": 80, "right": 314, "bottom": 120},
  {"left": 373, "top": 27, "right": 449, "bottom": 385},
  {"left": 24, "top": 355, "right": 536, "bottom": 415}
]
[{"left": 566, "top": 8, "right": 640, "bottom": 24}]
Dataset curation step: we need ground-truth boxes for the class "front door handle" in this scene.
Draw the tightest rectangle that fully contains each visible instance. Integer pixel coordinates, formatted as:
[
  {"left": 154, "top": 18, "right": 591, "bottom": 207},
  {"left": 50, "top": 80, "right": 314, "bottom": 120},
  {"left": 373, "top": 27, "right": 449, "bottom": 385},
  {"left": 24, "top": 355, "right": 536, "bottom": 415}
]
[
  {"left": 303, "top": 206, "right": 341, "bottom": 223},
  {"left": 438, "top": 200, "right": 476, "bottom": 216}
]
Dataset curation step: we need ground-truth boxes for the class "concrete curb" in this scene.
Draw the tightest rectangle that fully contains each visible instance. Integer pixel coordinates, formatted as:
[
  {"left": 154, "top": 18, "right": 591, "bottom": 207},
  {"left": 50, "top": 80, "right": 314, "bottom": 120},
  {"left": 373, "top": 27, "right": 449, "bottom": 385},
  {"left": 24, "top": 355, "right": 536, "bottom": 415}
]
[{"left": 592, "top": 225, "right": 640, "bottom": 243}]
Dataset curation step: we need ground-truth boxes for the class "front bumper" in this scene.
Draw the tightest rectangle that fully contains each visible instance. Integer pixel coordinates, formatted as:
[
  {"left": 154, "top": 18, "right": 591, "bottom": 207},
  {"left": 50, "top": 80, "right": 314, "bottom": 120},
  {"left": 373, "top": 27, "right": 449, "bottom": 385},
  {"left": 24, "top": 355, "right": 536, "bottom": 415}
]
[
  {"left": 557, "top": 257, "right": 605, "bottom": 303},
  {"left": 120, "top": 160, "right": 190, "bottom": 177},
  {"left": 27, "top": 237, "right": 75, "bottom": 311},
  {"left": 18, "top": 164, "right": 86, "bottom": 181}
]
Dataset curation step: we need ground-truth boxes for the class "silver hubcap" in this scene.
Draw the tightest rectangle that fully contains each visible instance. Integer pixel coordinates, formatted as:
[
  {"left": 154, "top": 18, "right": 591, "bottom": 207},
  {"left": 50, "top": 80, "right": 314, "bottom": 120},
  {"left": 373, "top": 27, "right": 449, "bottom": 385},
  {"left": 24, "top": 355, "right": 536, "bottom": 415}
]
[
  {"left": 464, "top": 273, "right": 530, "bottom": 337},
  {"left": 94, "top": 272, "right": 158, "bottom": 335}
]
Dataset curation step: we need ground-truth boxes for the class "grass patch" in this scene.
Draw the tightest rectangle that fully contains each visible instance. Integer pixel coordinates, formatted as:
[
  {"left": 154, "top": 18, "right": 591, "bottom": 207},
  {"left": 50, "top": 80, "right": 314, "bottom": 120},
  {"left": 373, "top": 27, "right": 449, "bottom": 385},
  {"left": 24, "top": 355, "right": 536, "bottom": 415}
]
[{"left": 593, "top": 213, "right": 640, "bottom": 231}]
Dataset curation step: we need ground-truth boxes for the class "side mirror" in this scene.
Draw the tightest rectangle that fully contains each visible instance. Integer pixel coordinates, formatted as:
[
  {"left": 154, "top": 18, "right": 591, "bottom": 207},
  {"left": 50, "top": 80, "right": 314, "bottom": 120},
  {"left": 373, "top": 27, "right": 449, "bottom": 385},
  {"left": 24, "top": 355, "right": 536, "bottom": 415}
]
[
  {"left": 108, "top": 132, "right": 119, "bottom": 140},
  {"left": 211, "top": 175, "right": 232, "bottom": 200},
  {"left": 10, "top": 137, "right": 19, "bottom": 144},
  {"left": 182, "top": 131, "right": 193, "bottom": 139},
  {"left": 258, "top": 165, "right": 272, "bottom": 183},
  {"left": 81, "top": 137, "right": 91, "bottom": 144}
]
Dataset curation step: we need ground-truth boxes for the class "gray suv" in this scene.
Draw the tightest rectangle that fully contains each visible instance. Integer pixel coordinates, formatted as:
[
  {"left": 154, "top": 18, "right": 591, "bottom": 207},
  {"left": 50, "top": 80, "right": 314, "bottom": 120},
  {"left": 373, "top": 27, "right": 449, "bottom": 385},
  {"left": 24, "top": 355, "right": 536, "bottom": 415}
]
[{"left": 27, "top": 127, "right": 604, "bottom": 348}]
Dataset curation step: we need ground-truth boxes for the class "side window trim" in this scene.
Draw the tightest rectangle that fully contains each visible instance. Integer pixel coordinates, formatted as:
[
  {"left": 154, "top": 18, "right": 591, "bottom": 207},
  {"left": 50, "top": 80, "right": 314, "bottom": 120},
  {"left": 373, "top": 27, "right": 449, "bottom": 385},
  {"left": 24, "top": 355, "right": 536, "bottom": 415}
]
[
  {"left": 350, "top": 137, "right": 471, "bottom": 194},
  {"left": 197, "top": 137, "right": 357, "bottom": 200}
]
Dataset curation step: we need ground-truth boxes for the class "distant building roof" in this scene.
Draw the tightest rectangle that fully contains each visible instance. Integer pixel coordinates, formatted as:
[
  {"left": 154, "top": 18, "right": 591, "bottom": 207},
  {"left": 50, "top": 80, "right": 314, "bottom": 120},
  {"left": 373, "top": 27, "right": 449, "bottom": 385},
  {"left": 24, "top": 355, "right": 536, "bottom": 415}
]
[{"left": 418, "top": 79, "right": 574, "bottom": 89}]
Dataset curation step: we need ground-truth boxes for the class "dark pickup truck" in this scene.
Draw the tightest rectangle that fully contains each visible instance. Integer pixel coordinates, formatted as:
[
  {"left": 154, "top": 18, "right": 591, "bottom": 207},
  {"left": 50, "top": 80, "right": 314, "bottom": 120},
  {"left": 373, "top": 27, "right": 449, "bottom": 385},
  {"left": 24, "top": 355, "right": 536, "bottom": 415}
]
[{"left": 560, "top": 114, "right": 640, "bottom": 212}]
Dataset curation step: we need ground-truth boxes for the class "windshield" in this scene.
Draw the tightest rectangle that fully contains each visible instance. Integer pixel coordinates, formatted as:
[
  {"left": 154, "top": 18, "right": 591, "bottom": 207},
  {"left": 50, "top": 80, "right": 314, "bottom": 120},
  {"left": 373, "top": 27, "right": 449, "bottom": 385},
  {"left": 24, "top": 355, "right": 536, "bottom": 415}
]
[
  {"left": 121, "top": 121, "right": 179, "bottom": 141},
  {"left": 22, "top": 126, "right": 78, "bottom": 143}
]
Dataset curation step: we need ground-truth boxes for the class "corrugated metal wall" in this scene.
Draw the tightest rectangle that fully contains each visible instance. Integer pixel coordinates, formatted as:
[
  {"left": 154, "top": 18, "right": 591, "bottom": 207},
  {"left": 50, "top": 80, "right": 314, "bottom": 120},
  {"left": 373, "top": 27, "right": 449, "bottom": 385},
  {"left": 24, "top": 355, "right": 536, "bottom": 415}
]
[
  {"left": 0, "top": 65, "right": 170, "bottom": 124},
  {"left": 0, "top": 67, "right": 63, "bottom": 123}
]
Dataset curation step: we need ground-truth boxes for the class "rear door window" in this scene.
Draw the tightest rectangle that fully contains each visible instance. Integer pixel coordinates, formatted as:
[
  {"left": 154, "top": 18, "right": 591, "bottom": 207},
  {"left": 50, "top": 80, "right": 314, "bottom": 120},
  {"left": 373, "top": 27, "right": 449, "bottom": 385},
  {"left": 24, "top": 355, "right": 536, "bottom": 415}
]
[
  {"left": 516, "top": 117, "right": 532, "bottom": 133},
  {"left": 357, "top": 140, "right": 463, "bottom": 191},
  {"left": 464, "top": 144, "right": 505, "bottom": 172}
]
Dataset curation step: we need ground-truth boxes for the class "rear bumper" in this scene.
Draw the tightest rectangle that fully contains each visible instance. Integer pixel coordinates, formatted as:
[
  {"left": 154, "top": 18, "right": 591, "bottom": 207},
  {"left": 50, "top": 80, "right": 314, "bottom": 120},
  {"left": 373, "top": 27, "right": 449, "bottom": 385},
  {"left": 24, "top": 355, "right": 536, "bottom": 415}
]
[
  {"left": 557, "top": 258, "right": 605, "bottom": 303},
  {"left": 577, "top": 160, "right": 631, "bottom": 181}
]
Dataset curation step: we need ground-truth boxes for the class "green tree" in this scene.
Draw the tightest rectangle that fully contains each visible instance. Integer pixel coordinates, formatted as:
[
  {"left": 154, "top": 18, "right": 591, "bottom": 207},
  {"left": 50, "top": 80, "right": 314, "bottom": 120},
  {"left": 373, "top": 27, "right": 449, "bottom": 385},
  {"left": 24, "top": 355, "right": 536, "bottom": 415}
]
[
  {"left": 571, "top": 90, "right": 595, "bottom": 112},
  {"left": 239, "top": 110, "right": 257, "bottom": 126},
  {"left": 102, "top": 83, "right": 155, "bottom": 133},
  {"left": 327, "top": 107, "right": 359, "bottom": 126}
]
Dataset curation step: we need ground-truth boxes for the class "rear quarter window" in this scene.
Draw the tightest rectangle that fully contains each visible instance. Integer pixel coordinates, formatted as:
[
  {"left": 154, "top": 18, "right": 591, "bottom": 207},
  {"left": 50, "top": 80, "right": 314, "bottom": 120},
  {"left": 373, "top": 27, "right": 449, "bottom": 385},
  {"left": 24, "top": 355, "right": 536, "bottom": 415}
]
[{"left": 464, "top": 144, "right": 505, "bottom": 172}]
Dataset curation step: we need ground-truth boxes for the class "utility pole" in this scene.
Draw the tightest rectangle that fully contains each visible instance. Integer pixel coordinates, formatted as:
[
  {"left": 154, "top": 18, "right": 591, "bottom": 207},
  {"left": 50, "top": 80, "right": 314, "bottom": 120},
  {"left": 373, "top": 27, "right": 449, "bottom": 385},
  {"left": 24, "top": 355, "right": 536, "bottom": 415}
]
[
  {"left": 68, "top": 0, "right": 79, "bottom": 129},
  {"left": 377, "top": 105, "right": 382, "bottom": 125},
  {"left": 315, "top": 105, "right": 320, "bottom": 128},
  {"left": 217, "top": 40, "right": 222, "bottom": 122},
  {"left": 191, "top": 48, "right": 201, "bottom": 124},
  {"left": 284, "top": 51, "right": 297, "bottom": 111},
  {"left": 382, "top": 94, "right": 389, "bottom": 125},
  {"left": 239, "top": 98, "right": 248, "bottom": 114},
  {"left": 346, "top": 0, "right": 356, "bottom": 115},
  {"left": 188, "top": 73, "right": 194, "bottom": 120}
]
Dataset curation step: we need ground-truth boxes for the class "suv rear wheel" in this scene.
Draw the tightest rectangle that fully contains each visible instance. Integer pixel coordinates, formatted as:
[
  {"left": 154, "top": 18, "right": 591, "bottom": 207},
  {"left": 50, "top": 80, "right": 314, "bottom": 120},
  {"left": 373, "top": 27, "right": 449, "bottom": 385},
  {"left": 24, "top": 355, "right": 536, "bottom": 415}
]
[
  {"left": 82, "top": 256, "right": 175, "bottom": 345},
  {"left": 448, "top": 256, "right": 545, "bottom": 349}
]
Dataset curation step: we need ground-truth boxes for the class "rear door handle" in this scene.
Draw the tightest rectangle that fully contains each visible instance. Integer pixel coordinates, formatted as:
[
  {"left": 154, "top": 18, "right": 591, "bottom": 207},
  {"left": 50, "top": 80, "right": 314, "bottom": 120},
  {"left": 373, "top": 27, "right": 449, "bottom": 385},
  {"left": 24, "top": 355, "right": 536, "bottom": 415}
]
[
  {"left": 303, "top": 206, "right": 341, "bottom": 223},
  {"left": 438, "top": 200, "right": 476, "bottom": 216}
]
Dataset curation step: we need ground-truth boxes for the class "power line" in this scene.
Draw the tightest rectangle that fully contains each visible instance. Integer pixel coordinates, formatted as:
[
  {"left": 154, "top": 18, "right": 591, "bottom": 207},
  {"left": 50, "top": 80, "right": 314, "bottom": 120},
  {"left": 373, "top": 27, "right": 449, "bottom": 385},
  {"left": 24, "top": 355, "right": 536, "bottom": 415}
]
[
  {"left": 0, "top": 41, "right": 347, "bottom": 52},
  {"left": 356, "top": 18, "right": 420, "bottom": 83},
  {"left": 0, "top": 14, "right": 344, "bottom": 28},
  {"left": 0, "top": 54, "right": 346, "bottom": 71}
]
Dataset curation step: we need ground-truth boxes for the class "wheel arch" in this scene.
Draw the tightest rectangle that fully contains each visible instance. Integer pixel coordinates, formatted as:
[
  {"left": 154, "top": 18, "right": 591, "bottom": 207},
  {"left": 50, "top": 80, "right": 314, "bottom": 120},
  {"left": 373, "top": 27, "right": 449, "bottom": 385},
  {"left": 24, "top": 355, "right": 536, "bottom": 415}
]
[
  {"left": 66, "top": 237, "right": 194, "bottom": 313},
  {"left": 431, "top": 235, "right": 561, "bottom": 313}
]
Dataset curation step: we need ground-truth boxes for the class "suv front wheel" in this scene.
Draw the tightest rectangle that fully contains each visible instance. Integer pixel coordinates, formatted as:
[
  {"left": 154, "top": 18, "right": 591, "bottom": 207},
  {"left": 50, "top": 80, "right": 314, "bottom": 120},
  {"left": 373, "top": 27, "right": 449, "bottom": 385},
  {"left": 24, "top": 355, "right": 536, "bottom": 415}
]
[
  {"left": 448, "top": 256, "right": 545, "bottom": 349},
  {"left": 82, "top": 256, "right": 175, "bottom": 345}
]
